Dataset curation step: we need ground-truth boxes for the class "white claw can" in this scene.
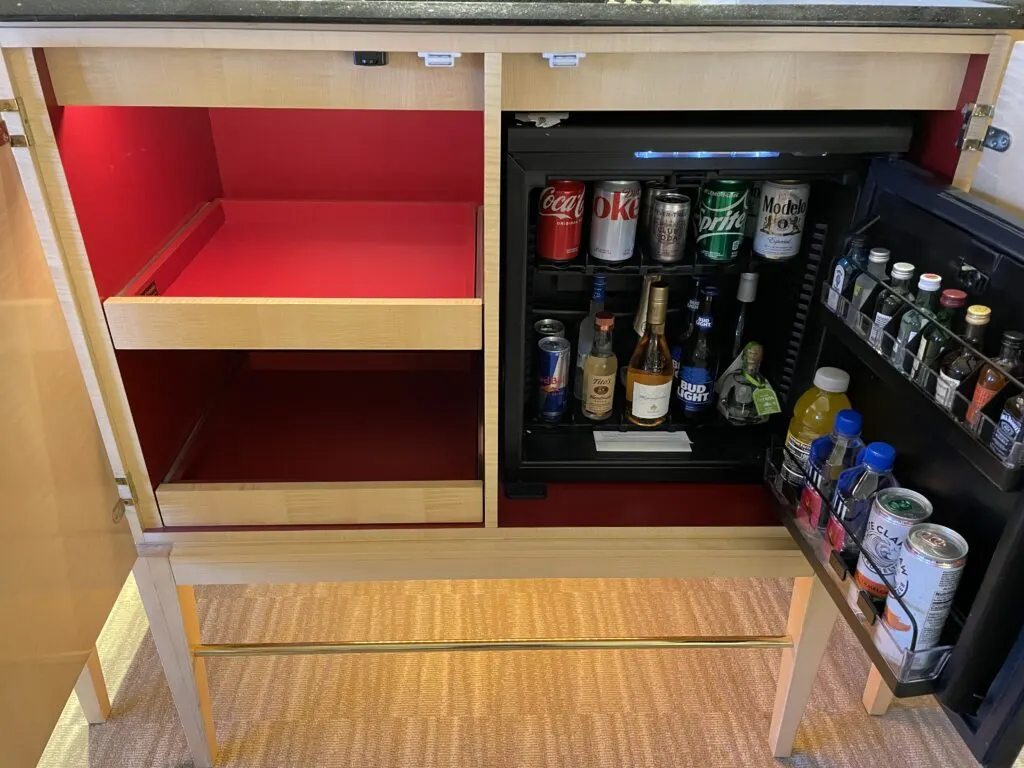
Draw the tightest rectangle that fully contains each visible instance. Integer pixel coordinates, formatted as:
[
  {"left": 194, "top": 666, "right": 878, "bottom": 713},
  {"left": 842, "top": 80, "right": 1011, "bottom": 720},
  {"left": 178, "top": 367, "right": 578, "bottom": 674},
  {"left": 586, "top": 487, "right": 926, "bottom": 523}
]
[
  {"left": 752, "top": 180, "right": 810, "bottom": 262},
  {"left": 854, "top": 488, "right": 933, "bottom": 599},
  {"left": 879, "top": 523, "right": 967, "bottom": 662}
]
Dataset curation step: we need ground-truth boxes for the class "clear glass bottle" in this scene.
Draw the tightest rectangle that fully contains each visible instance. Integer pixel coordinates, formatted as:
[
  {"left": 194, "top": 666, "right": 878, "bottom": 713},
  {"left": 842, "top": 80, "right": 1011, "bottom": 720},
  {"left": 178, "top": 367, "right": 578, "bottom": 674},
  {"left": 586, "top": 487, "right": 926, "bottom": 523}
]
[
  {"left": 912, "top": 288, "right": 966, "bottom": 390},
  {"left": 827, "top": 442, "right": 897, "bottom": 557},
  {"left": 676, "top": 285, "right": 720, "bottom": 423},
  {"left": 849, "top": 247, "right": 890, "bottom": 328},
  {"left": 731, "top": 272, "right": 758, "bottom": 360},
  {"left": 574, "top": 274, "right": 607, "bottom": 400},
  {"left": 796, "top": 408, "right": 865, "bottom": 532},
  {"left": 891, "top": 272, "right": 941, "bottom": 375},
  {"left": 967, "top": 330, "right": 1024, "bottom": 430},
  {"left": 934, "top": 305, "right": 991, "bottom": 410},
  {"left": 718, "top": 342, "right": 768, "bottom": 425},
  {"left": 826, "top": 234, "right": 869, "bottom": 317},
  {"left": 582, "top": 312, "right": 618, "bottom": 421},
  {"left": 868, "top": 262, "right": 915, "bottom": 352},
  {"left": 625, "top": 283, "right": 673, "bottom": 427}
]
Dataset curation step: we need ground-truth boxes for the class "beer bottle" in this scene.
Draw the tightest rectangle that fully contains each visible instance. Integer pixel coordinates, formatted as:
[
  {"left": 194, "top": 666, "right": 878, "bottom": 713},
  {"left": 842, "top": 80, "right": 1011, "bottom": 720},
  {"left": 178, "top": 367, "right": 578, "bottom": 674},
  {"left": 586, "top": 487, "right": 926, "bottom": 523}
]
[{"left": 676, "top": 285, "right": 720, "bottom": 421}]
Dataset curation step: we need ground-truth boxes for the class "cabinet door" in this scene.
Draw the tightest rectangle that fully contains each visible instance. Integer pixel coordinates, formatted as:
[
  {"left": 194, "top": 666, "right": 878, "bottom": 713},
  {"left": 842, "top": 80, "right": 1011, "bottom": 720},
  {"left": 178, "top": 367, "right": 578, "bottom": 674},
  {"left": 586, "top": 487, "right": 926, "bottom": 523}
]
[
  {"left": 0, "top": 126, "right": 136, "bottom": 767},
  {"left": 969, "top": 40, "right": 1024, "bottom": 217},
  {"left": 783, "top": 158, "right": 1024, "bottom": 766}
]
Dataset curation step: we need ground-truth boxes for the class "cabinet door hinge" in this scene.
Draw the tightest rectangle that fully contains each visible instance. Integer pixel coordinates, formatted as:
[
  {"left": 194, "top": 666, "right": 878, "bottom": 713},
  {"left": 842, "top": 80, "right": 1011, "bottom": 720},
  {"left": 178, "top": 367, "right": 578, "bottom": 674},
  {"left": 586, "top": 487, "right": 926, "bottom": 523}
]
[
  {"left": 113, "top": 474, "right": 138, "bottom": 523},
  {"left": 958, "top": 102, "right": 1011, "bottom": 153},
  {"left": 0, "top": 98, "right": 30, "bottom": 148}
]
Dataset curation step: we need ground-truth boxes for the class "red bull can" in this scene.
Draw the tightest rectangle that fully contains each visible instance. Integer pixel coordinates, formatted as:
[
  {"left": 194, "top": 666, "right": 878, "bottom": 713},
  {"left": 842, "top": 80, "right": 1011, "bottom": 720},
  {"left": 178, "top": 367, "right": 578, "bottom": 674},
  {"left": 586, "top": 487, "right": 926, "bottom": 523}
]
[{"left": 537, "top": 336, "right": 570, "bottom": 421}]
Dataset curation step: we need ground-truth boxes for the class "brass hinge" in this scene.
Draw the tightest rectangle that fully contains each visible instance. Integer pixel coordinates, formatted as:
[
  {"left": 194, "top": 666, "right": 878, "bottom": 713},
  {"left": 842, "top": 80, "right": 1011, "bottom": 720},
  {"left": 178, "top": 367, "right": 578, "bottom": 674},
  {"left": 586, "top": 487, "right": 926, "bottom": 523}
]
[
  {"left": 112, "top": 474, "right": 138, "bottom": 524},
  {"left": 958, "top": 102, "right": 1011, "bottom": 153},
  {"left": 0, "top": 97, "right": 30, "bottom": 147}
]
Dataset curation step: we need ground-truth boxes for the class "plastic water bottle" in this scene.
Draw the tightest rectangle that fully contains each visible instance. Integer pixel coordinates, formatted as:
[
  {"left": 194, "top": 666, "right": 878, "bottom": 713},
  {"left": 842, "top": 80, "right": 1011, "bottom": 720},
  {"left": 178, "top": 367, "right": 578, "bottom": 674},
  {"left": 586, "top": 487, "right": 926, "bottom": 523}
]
[
  {"left": 796, "top": 409, "right": 865, "bottom": 532},
  {"left": 827, "top": 442, "right": 897, "bottom": 557}
]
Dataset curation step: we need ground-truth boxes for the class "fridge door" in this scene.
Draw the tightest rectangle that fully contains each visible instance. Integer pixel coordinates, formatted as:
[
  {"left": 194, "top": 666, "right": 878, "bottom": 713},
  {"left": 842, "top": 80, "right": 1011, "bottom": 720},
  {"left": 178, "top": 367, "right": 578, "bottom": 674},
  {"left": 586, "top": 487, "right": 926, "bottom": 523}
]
[{"left": 791, "top": 158, "right": 1024, "bottom": 766}]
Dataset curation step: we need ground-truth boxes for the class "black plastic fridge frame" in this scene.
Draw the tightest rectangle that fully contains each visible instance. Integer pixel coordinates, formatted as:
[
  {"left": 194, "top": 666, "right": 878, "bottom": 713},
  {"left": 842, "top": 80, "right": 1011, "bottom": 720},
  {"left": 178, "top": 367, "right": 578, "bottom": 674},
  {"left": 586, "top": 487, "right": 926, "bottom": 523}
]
[
  {"left": 501, "top": 117, "right": 912, "bottom": 487},
  {"left": 821, "top": 159, "right": 1024, "bottom": 768}
]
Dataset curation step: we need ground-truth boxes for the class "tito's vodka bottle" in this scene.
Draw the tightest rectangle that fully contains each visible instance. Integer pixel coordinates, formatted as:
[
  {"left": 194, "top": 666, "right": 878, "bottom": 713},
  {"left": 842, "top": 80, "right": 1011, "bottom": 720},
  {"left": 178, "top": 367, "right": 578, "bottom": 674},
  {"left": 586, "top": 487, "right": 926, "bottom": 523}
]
[{"left": 625, "top": 283, "right": 673, "bottom": 427}]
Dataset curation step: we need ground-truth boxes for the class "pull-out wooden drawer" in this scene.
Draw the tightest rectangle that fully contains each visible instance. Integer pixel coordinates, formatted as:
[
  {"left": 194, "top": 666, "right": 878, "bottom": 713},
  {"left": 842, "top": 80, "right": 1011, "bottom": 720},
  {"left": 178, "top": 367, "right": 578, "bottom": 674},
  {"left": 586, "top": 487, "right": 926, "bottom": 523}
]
[{"left": 502, "top": 52, "right": 970, "bottom": 112}]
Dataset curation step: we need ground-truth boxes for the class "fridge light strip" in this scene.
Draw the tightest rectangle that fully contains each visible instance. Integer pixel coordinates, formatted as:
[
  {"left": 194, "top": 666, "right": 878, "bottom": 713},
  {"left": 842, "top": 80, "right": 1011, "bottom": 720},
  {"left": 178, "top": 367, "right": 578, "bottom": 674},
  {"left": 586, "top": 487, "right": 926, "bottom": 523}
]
[{"left": 634, "top": 150, "right": 781, "bottom": 159}]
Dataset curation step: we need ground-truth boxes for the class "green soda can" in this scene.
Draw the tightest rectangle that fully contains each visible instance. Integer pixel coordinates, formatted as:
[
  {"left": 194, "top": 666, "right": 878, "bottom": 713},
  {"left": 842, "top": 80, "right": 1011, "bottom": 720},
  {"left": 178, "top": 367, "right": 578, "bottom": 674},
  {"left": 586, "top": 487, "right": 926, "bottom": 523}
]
[{"left": 696, "top": 179, "right": 749, "bottom": 263}]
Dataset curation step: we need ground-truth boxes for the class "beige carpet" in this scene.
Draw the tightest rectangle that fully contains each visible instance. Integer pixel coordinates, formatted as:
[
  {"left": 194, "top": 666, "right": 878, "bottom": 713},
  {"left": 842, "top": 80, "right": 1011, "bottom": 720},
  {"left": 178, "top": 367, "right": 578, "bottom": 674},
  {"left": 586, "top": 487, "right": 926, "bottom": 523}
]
[{"left": 39, "top": 576, "right": 989, "bottom": 768}]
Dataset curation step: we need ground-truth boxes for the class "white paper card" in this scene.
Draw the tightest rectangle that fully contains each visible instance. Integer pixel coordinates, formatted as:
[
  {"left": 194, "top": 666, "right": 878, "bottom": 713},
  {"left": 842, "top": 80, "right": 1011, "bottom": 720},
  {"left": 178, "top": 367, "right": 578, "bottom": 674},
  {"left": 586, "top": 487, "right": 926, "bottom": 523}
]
[{"left": 593, "top": 431, "right": 692, "bottom": 453}]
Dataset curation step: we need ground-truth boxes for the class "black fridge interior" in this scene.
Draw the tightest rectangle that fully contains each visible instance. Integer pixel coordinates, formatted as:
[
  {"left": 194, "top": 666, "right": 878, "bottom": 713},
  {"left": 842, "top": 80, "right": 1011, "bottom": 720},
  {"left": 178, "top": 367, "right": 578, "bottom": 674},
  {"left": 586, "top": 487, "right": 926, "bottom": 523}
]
[{"left": 500, "top": 112, "right": 1024, "bottom": 766}]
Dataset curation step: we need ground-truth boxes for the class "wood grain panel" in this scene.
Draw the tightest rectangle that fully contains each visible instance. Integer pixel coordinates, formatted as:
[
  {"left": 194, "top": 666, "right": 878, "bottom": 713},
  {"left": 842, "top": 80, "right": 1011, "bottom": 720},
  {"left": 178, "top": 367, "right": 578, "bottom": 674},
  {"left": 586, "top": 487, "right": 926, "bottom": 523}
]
[
  {"left": 156, "top": 481, "right": 483, "bottom": 527},
  {"left": 103, "top": 297, "right": 482, "bottom": 350},
  {"left": 502, "top": 51, "right": 970, "bottom": 111},
  {"left": 482, "top": 54, "right": 501, "bottom": 527},
  {"left": 45, "top": 48, "right": 483, "bottom": 109}
]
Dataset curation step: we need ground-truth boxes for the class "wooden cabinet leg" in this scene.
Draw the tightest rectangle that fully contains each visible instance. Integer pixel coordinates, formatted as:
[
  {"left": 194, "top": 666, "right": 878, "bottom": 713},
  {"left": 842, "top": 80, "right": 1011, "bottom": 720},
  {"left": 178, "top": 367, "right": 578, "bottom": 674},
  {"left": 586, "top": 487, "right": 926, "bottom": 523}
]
[
  {"left": 862, "top": 664, "right": 894, "bottom": 715},
  {"left": 133, "top": 555, "right": 217, "bottom": 768},
  {"left": 75, "top": 646, "right": 111, "bottom": 724},
  {"left": 769, "top": 576, "right": 839, "bottom": 758}
]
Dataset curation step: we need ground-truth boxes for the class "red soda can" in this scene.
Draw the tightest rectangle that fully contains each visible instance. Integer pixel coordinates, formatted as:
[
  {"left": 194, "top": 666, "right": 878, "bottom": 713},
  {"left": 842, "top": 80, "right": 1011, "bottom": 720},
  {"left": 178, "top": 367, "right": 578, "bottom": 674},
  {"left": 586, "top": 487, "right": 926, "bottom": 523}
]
[{"left": 537, "top": 180, "right": 586, "bottom": 262}]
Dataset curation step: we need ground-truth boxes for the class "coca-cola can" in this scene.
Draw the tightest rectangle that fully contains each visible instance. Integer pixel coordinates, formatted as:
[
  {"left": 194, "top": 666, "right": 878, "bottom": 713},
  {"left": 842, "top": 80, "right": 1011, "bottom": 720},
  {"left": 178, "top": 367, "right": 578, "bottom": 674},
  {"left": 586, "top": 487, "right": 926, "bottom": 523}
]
[
  {"left": 590, "top": 180, "right": 641, "bottom": 263},
  {"left": 537, "top": 180, "right": 586, "bottom": 262}
]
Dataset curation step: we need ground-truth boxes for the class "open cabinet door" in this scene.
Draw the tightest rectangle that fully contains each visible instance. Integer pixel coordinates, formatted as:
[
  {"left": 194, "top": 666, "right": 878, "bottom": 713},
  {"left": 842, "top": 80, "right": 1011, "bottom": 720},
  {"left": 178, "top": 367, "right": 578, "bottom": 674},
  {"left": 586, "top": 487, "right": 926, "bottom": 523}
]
[
  {"left": 0, "top": 109, "right": 136, "bottom": 765},
  {"left": 788, "top": 158, "right": 1024, "bottom": 767}
]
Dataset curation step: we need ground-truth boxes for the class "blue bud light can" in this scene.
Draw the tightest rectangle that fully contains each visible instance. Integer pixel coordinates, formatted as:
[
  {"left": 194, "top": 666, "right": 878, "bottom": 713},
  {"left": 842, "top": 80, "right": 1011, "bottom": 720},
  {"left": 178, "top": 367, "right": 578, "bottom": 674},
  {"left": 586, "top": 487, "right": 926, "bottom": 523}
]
[{"left": 537, "top": 336, "right": 571, "bottom": 422}]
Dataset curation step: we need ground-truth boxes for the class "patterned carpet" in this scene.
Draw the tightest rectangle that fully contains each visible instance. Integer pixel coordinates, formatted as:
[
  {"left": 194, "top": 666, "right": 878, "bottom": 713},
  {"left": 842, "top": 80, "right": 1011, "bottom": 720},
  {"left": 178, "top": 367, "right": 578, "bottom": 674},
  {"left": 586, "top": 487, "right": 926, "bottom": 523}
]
[{"left": 39, "top": 576, "right": 985, "bottom": 768}]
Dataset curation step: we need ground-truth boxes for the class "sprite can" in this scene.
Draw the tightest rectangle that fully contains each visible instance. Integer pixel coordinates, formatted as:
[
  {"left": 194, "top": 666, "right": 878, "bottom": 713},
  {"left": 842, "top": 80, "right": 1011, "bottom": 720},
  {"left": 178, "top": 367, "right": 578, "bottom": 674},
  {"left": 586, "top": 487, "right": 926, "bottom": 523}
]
[{"left": 696, "top": 179, "right": 748, "bottom": 263}]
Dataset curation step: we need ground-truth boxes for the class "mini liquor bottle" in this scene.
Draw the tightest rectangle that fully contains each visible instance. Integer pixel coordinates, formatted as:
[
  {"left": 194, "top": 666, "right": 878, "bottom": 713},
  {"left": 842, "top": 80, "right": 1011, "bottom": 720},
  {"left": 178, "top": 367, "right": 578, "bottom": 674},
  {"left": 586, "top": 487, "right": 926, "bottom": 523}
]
[
  {"left": 892, "top": 272, "right": 941, "bottom": 375},
  {"left": 625, "top": 283, "right": 673, "bottom": 427},
  {"left": 935, "top": 305, "right": 990, "bottom": 410},
  {"left": 868, "top": 262, "right": 915, "bottom": 352},
  {"left": 912, "top": 288, "right": 966, "bottom": 390},
  {"left": 967, "top": 330, "right": 1024, "bottom": 430},
  {"left": 582, "top": 312, "right": 618, "bottom": 421}
]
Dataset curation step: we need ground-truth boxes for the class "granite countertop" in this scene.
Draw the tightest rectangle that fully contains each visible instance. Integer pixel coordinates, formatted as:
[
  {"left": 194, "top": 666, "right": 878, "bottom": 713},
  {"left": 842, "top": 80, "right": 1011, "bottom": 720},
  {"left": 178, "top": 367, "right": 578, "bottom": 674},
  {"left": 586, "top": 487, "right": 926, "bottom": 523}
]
[{"left": 0, "top": 0, "right": 1020, "bottom": 28}]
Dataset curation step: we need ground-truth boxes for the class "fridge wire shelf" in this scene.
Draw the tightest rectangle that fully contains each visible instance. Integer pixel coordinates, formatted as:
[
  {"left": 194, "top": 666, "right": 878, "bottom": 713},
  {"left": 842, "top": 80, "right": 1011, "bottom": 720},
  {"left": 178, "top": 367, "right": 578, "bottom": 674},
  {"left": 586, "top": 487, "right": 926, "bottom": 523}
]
[
  {"left": 822, "top": 281, "right": 1024, "bottom": 488},
  {"left": 765, "top": 442, "right": 958, "bottom": 685}
]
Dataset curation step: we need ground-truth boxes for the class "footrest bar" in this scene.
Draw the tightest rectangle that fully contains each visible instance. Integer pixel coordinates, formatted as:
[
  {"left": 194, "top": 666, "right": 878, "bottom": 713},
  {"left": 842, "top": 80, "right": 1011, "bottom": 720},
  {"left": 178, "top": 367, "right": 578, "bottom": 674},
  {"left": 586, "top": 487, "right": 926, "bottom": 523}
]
[{"left": 194, "top": 635, "right": 793, "bottom": 657}]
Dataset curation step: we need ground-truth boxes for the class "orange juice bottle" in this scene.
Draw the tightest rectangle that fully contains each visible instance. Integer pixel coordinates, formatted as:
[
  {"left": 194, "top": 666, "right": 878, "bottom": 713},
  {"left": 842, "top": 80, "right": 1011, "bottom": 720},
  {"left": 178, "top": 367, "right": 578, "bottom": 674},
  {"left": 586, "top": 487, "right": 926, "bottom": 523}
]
[{"left": 780, "top": 367, "right": 852, "bottom": 486}]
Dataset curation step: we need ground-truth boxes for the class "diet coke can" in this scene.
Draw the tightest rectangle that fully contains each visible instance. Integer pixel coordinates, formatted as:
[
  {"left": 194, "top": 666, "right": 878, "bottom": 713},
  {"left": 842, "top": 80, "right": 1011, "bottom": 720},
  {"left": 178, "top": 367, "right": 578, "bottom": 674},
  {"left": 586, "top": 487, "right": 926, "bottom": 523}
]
[
  {"left": 537, "top": 180, "right": 586, "bottom": 262},
  {"left": 590, "top": 180, "right": 640, "bottom": 263}
]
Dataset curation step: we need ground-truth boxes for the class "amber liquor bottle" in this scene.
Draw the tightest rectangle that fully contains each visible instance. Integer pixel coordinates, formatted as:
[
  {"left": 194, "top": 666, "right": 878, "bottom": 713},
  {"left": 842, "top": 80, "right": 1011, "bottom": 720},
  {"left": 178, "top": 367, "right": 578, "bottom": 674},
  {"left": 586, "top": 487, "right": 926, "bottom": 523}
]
[{"left": 625, "top": 283, "right": 673, "bottom": 427}]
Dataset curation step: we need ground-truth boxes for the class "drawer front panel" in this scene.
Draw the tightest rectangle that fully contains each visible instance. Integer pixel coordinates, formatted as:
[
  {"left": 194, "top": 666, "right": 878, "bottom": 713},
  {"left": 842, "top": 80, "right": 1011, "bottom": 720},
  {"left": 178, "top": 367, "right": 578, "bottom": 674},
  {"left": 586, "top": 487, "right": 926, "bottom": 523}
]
[
  {"left": 45, "top": 48, "right": 484, "bottom": 110},
  {"left": 502, "top": 52, "right": 969, "bottom": 111},
  {"left": 156, "top": 481, "right": 483, "bottom": 526},
  {"left": 103, "top": 298, "right": 483, "bottom": 350}
]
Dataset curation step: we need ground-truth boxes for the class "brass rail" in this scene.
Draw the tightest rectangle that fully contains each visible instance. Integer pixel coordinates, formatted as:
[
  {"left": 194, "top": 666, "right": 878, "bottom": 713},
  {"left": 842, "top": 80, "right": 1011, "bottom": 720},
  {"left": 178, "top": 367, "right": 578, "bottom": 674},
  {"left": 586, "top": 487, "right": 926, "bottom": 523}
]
[{"left": 193, "top": 635, "right": 793, "bottom": 657}]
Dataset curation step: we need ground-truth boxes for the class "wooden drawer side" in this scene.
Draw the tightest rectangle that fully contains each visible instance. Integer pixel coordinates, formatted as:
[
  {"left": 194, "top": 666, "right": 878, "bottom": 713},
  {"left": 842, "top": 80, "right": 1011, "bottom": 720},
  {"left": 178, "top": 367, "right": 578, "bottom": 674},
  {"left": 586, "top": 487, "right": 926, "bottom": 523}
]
[
  {"left": 156, "top": 480, "right": 483, "bottom": 526},
  {"left": 502, "top": 52, "right": 970, "bottom": 111}
]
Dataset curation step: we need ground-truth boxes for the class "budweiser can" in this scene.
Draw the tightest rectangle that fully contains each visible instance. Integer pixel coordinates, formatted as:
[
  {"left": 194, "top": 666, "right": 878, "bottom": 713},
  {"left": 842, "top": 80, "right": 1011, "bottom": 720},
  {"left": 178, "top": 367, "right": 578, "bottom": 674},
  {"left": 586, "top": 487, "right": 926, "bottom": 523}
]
[
  {"left": 537, "top": 180, "right": 586, "bottom": 262},
  {"left": 753, "top": 180, "right": 810, "bottom": 262},
  {"left": 590, "top": 180, "right": 641, "bottom": 263},
  {"left": 878, "top": 523, "right": 967, "bottom": 663},
  {"left": 854, "top": 488, "right": 933, "bottom": 599}
]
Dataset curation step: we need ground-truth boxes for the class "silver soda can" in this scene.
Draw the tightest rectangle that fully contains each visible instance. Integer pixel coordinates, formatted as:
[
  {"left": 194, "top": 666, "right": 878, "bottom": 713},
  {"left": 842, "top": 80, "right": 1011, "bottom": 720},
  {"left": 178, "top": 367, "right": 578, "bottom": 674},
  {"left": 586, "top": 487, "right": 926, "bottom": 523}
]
[
  {"left": 744, "top": 181, "right": 763, "bottom": 239},
  {"left": 640, "top": 181, "right": 676, "bottom": 242},
  {"left": 648, "top": 192, "right": 691, "bottom": 264},
  {"left": 878, "top": 523, "right": 967, "bottom": 662},
  {"left": 753, "top": 180, "right": 810, "bottom": 262},
  {"left": 534, "top": 319, "right": 565, "bottom": 339},
  {"left": 854, "top": 488, "right": 933, "bottom": 599},
  {"left": 590, "top": 180, "right": 641, "bottom": 263}
]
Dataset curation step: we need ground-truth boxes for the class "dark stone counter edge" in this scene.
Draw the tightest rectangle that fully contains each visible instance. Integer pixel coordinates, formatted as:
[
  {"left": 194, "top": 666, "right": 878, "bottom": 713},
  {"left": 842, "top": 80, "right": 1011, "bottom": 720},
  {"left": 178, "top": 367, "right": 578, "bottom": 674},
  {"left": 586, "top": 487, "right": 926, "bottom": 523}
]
[{"left": 0, "top": 1, "right": 1021, "bottom": 29}]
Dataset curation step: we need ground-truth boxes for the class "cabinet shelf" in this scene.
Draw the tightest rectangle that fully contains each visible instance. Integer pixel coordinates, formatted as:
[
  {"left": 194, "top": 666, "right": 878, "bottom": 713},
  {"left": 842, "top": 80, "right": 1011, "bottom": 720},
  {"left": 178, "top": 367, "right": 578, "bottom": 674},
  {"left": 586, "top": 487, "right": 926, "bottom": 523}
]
[
  {"left": 154, "top": 354, "right": 482, "bottom": 527},
  {"left": 103, "top": 199, "right": 482, "bottom": 351}
]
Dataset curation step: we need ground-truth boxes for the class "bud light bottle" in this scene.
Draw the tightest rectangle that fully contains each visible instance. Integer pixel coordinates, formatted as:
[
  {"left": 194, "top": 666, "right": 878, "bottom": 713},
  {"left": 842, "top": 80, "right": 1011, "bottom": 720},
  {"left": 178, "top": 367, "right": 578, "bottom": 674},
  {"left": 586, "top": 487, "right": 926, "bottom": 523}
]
[
  {"left": 796, "top": 409, "right": 864, "bottom": 532},
  {"left": 676, "top": 285, "right": 719, "bottom": 422},
  {"left": 828, "top": 442, "right": 897, "bottom": 558}
]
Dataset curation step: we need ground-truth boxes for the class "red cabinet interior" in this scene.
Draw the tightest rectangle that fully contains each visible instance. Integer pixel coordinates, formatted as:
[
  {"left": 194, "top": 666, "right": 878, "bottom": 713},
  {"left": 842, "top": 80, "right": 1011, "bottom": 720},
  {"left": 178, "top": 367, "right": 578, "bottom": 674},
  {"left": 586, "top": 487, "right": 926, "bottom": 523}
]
[
  {"left": 56, "top": 106, "right": 484, "bottom": 301},
  {"left": 120, "top": 350, "right": 481, "bottom": 488}
]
